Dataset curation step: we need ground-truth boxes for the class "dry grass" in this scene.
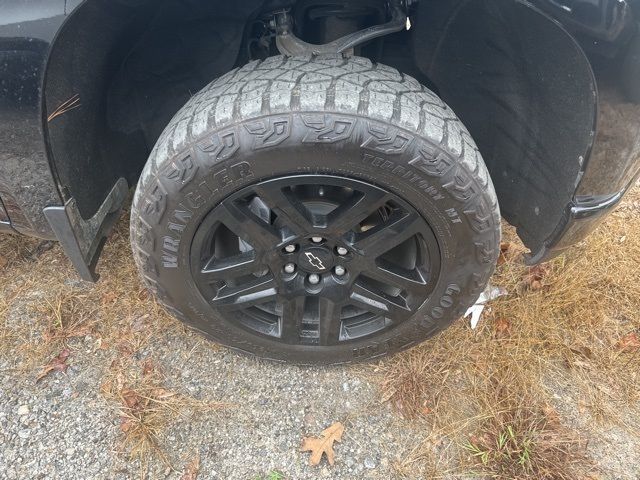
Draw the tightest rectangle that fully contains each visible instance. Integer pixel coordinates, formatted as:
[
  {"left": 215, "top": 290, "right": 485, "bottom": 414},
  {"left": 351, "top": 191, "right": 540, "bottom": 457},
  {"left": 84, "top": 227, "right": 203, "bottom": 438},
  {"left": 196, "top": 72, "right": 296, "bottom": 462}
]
[
  {"left": 0, "top": 215, "right": 225, "bottom": 471},
  {"left": 380, "top": 186, "right": 640, "bottom": 478},
  {"left": 0, "top": 236, "right": 58, "bottom": 363},
  {"left": 37, "top": 291, "right": 98, "bottom": 342},
  {"left": 100, "top": 356, "right": 227, "bottom": 470},
  {"left": 461, "top": 380, "right": 587, "bottom": 480},
  {"left": 0, "top": 216, "right": 180, "bottom": 367}
]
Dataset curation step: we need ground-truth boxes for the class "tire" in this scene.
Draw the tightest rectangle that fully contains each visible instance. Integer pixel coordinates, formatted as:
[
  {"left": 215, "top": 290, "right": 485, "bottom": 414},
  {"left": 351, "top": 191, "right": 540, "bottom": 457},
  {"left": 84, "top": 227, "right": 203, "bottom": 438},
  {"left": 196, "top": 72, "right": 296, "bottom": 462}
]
[
  {"left": 622, "top": 29, "right": 640, "bottom": 103},
  {"left": 130, "top": 55, "right": 501, "bottom": 364}
]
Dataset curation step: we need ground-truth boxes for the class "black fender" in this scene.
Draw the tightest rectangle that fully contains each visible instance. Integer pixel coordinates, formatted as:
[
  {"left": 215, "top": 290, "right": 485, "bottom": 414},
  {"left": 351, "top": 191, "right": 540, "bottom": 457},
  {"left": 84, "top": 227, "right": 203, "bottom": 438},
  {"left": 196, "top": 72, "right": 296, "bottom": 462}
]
[
  {"left": 411, "top": 0, "right": 599, "bottom": 259},
  {"left": 40, "top": 0, "right": 257, "bottom": 280}
]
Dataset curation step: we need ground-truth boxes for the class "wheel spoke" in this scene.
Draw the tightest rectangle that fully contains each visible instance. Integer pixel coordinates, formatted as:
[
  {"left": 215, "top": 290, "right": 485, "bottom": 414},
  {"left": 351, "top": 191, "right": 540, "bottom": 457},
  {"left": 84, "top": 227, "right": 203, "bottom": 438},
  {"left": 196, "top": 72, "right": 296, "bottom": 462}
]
[
  {"left": 350, "top": 283, "right": 412, "bottom": 320},
  {"left": 211, "top": 276, "right": 277, "bottom": 311},
  {"left": 318, "top": 297, "right": 343, "bottom": 346},
  {"left": 201, "top": 252, "right": 258, "bottom": 281},
  {"left": 326, "top": 190, "right": 389, "bottom": 234},
  {"left": 364, "top": 260, "right": 428, "bottom": 296},
  {"left": 217, "top": 200, "right": 281, "bottom": 250},
  {"left": 253, "top": 185, "right": 316, "bottom": 235},
  {"left": 279, "top": 296, "right": 306, "bottom": 343},
  {"left": 353, "top": 212, "right": 423, "bottom": 259}
]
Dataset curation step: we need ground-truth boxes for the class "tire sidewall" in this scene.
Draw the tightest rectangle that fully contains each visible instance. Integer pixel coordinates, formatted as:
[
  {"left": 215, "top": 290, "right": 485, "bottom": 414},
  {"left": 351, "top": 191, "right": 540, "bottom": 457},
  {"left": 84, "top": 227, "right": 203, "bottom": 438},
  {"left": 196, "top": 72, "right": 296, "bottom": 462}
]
[{"left": 131, "top": 112, "right": 498, "bottom": 364}]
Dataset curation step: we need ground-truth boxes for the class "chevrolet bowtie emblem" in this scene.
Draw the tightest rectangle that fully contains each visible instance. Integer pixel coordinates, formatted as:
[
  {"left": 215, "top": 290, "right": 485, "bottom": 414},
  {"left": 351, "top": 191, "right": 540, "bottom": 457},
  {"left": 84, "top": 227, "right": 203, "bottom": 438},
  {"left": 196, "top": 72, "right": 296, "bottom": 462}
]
[{"left": 304, "top": 252, "right": 326, "bottom": 270}]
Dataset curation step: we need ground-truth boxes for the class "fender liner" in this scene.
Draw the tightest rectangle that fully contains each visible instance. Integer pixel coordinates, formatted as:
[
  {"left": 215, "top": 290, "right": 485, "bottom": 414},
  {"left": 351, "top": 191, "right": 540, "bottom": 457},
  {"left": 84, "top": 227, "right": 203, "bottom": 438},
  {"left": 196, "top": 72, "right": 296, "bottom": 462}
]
[{"left": 412, "top": 0, "right": 598, "bottom": 259}]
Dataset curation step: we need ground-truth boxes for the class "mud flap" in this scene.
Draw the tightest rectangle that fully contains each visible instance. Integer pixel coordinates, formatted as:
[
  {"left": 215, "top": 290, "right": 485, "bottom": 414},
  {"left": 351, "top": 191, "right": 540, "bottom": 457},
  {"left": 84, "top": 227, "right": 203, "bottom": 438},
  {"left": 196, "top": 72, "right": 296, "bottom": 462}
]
[{"left": 43, "top": 178, "right": 128, "bottom": 282}]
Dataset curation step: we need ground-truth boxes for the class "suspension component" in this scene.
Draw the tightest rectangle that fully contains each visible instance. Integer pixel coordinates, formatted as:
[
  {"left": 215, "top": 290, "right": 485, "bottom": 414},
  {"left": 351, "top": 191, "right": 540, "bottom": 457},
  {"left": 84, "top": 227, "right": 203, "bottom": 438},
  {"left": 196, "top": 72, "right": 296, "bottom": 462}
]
[{"left": 273, "top": 0, "right": 407, "bottom": 57}]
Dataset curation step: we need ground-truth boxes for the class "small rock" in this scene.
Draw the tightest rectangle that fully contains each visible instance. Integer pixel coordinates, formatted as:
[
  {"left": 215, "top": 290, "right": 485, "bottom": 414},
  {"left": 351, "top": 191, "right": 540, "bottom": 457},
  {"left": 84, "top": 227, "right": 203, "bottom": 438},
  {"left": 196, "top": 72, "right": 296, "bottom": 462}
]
[
  {"left": 17, "top": 405, "right": 29, "bottom": 416},
  {"left": 18, "top": 430, "right": 30, "bottom": 440},
  {"left": 364, "top": 457, "right": 377, "bottom": 469}
]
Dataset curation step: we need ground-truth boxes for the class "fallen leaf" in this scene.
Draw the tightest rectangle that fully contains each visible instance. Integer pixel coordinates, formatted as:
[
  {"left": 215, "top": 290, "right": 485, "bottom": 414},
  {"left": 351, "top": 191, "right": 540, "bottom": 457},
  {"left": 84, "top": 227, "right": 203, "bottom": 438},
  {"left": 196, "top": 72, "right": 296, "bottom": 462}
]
[
  {"left": 101, "top": 291, "right": 118, "bottom": 305},
  {"left": 617, "top": 332, "right": 640, "bottom": 352},
  {"left": 542, "top": 404, "right": 561, "bottom": 428},
  {"left": 120, "top": 416, "right": 134, "bottom": 433},
  {"left": 181, "top": 453, "right": 200, "bottom": 480},
  {"left": 121, "top": 389, "right": 141, "bottom": 410},
  {"left": 530, "top": 279, "right": 543, "bottom": 291},
  {"left": 522, "top": 264, "right": 551, "bottom": 291},
  {"left": 301, "top": 422, "right": 344, "bottom": 466},
  {"left": 421, "top": 405, "right": 433, "bottom": 416},
  {"left": 36, "top": 349, "right": 70, "bottom": 382},
  {"left": 494, "top": 317, "right": 511, "bottom": 337},
  {"left": 0, "top": 254, "right": 7, "bottom": 268}
]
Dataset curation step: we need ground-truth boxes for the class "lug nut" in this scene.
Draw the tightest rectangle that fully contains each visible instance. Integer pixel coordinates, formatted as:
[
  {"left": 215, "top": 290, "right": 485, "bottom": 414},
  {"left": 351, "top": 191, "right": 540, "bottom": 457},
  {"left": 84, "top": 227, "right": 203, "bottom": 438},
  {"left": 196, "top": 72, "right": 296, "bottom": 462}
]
[
  {"left": 334, "top": 266, "right": 346, "bottom": 276},
  {"left": 284, "top": 263, "right": 296, "bottom": 274},
  {"left": 336, "top": 247, "right": 348, "bottom": 256},
  {"left": 308, "top": 273, "right": 321, "bottom": 285},
  {"left": 284, "top": 244, "right": 296, "bottom": 253},
  {"left": 311, "top": 236, "right": 323, "bottom": 244}
]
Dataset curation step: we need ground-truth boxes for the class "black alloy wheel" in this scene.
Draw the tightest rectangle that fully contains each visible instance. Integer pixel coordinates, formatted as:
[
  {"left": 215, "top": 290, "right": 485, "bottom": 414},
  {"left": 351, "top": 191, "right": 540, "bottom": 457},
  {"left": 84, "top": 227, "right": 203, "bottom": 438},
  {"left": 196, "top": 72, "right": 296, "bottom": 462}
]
[
  {"left": 189, "top": 175, "right": 441, "bottom": 346},
  {"left": 131, "top": 55, "right": 501, "bottom": 364}
]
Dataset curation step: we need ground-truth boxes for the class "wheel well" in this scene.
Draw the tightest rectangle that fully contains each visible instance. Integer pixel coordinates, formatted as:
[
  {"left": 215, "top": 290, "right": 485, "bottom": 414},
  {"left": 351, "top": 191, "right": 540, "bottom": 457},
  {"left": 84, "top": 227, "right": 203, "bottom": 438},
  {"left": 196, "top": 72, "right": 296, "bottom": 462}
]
[
  {"left": 44, "top": 0, "right": 259, "bottom": 218},
  {"left": 43, "top": 0, "right": 598, "bottom": 256}
]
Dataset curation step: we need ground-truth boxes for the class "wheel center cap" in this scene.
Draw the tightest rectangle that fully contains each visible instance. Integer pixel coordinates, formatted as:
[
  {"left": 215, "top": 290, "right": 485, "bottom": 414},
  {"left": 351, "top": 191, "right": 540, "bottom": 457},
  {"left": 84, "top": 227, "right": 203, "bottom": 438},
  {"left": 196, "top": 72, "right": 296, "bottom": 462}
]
[{"left": 298, "top": 246, "right": 334, "bottom": 273}]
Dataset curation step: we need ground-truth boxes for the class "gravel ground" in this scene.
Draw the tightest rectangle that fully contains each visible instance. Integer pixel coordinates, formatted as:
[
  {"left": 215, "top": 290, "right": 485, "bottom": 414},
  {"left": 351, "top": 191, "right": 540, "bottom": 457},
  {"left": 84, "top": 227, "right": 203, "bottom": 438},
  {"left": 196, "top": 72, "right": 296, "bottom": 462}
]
[
  {"left": 547, "top": 374, "right": 640, "bottom": 480},
  {"left": 0, "top": 326, "right": 416, "bottom": 479},
  {"left": 2, "top": 256, "right": 639, "bottom": 480}
]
